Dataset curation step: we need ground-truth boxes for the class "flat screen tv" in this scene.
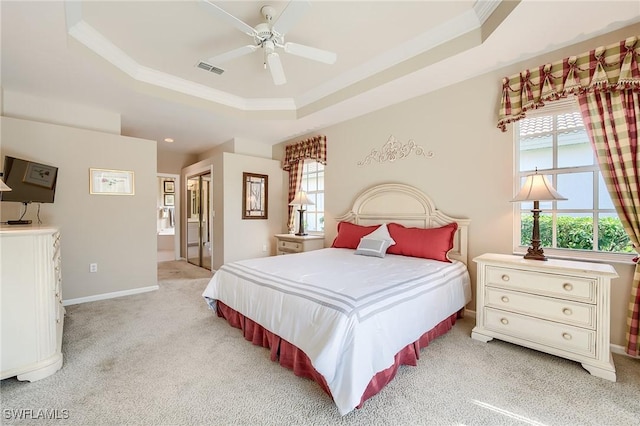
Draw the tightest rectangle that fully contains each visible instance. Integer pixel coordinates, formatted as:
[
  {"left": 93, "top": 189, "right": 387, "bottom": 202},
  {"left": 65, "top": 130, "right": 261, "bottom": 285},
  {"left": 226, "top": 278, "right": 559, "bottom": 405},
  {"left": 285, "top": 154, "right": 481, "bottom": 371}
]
[{"left": 1, "top": 156, "right": 59, "bottom": 204}]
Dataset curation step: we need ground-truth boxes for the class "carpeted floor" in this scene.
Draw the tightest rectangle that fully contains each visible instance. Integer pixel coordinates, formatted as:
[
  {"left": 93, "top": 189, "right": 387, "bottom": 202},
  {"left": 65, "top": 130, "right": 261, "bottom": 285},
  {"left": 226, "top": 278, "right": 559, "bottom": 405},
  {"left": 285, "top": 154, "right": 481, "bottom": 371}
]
[
  {"left": 157, "top": 260, "right": 214, "bottom": 281},
  {"left": 1, "top": 260, "right": 639, "bottom": 425}
]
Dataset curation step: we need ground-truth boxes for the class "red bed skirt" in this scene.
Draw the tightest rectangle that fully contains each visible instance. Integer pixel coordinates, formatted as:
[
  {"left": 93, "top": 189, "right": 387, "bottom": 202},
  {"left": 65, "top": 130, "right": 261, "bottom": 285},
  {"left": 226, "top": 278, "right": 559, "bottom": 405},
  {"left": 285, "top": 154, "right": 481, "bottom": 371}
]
[{"left": 216, "top": 301, "right": 459, "bottom": 410}]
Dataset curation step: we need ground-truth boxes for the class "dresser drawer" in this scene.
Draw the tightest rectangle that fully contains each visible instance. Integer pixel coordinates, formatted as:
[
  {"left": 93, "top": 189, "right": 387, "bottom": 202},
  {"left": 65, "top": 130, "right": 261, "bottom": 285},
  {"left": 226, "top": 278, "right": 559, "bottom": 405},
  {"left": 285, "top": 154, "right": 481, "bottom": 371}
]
[
  {"left": 486, "top": 266, "right": 595, "bottom": 303},
  {"left": 278, "top": 240, "right": 302, "bottom": 253},
  {"left": 485, "top": 287, "right": 596, "bottom": 329},
  {"left": 484, "top": 308, "right": 596, "bottom": 358}
]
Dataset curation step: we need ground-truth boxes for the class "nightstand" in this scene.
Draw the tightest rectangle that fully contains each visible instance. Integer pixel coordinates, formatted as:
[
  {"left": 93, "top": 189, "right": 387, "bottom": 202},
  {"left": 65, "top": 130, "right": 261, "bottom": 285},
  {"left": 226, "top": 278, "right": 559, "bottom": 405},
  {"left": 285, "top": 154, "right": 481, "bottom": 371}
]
[
  {"left": 274, "top": 234, "right": 324, "bottom": 255},
  {"left": 471, "top": 253, "right": 618, "bottom": 381}
]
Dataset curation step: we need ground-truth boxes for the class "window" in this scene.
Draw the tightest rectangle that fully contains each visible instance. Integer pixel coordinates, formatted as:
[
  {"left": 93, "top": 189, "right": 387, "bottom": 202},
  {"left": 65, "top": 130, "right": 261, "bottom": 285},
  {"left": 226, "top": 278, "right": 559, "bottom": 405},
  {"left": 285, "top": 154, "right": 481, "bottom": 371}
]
[
  {"left": 515, "top": 100, "right": 633, "bottom": 260},
  {"left": 299, "top": 161, "right": 324, "bottom": 233}
]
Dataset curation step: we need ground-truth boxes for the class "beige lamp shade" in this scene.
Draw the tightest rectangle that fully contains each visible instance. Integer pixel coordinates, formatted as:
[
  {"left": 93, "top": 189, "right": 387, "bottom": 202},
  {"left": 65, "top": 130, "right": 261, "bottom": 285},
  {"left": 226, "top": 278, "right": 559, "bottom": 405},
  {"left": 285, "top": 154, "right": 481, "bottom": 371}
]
[
  {"left": 512, "top": 170, "right": 566, "bottom": 261},
  {"left": 512, "top": 173, "right": 566, "bottom": 202},
  {"left": 289, "top": 190, "right": 314, "bottom": 206},
  {"left": 0, "top": 179, "right": 11, "bottom": 192}
]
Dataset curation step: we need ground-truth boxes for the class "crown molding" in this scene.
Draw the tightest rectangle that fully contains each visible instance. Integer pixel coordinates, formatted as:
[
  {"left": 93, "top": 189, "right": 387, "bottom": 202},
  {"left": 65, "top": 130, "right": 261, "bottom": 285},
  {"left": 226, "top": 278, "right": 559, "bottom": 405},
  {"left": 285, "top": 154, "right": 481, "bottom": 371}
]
[
  {"left": 65, "top": 1, "right": 296, "bottom": 113},
  {"left": 64, "top": 0, "right": 505, "bottom": 116}
]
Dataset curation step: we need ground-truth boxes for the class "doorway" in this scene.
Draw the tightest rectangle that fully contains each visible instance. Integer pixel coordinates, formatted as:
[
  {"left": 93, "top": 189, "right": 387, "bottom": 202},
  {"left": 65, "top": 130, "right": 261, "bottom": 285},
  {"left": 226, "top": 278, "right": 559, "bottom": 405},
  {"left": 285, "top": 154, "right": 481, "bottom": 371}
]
[
  {"left": 186, "top": 172, "right": 211, "bottom": 270},
  {"left": 157, "top": 174, "right": 180, "bottom": 262}
]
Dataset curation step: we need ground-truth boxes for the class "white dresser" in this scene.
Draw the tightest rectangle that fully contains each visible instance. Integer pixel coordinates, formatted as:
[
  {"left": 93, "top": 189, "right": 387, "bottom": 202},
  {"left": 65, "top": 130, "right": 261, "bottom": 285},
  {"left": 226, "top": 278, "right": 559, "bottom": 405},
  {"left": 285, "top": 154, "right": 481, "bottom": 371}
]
[
  {"left": 471, "top": 253, "right": 618, "bottom": 381},
  {"left": 1, "top": 226, "right": 64, "bottom": 381},
  {"left": 274, "top": 234, "right": 324, "bottom": 255}
]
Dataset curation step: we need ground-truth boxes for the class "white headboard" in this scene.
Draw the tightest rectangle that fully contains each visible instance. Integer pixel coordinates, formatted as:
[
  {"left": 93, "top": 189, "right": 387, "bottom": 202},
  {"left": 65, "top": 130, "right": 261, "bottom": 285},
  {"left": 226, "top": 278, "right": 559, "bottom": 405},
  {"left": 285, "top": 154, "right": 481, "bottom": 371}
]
[{"left": 334, "top": 183, "right": 470, "bottom": 265}]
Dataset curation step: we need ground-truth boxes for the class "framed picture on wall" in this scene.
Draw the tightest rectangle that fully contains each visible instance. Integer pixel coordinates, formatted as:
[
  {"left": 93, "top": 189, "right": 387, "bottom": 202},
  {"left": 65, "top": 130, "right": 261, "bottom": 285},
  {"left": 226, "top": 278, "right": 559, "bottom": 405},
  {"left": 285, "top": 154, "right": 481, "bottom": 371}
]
[
  {"left": 89, "top": 168, "right": 135, "bottom": 195},
  {"left": 163, "top": 180, "right": 175, "bottom": 193},
  {"left": 164, "top": 194, "right": 175, "bottom": 206},
  {"left": 242, "top": 172, "right": 268, "bottom": 219}
]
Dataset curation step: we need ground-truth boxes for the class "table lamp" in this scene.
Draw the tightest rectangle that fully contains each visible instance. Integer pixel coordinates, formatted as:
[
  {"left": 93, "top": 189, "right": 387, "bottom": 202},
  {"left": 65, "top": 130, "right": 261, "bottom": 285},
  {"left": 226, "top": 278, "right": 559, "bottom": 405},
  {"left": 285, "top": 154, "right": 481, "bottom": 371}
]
[
  {"left": 0, "top": 173, "right": 11, "bottom": 192},
  {"left": 512, "top": 169, "right": 566, "bottom": 261},
  {"left": 289, "top": 190, "right": 314, "bottom": 236}
]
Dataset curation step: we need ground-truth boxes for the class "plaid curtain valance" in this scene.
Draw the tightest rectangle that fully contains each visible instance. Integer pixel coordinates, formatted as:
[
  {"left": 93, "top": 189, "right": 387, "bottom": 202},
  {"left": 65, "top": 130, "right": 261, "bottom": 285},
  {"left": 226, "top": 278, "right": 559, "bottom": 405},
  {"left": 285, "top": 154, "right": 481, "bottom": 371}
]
[
  {"left": 281, "top": 135, "right": 327, "bottom": 171},
  {"left": 498, "top": 36, "right": 640, "bottom": 132}
]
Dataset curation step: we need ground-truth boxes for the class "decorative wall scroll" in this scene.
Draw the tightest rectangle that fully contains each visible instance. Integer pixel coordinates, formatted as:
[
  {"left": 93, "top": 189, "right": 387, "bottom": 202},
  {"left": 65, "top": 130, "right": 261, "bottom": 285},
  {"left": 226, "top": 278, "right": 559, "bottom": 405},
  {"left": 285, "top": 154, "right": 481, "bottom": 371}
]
[{"left": 357, "top": 135, "right": 434, "bottom": 166}]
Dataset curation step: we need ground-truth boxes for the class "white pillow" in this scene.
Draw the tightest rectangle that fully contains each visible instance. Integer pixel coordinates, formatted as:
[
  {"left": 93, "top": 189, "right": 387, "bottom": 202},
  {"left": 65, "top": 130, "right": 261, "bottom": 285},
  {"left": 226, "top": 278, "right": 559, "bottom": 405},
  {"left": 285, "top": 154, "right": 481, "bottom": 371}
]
[
  {"left": 363, "top": 223, "right": 396, "bottom": 245},
  {"left": 354, "top": 223, "right": 396, "bottom": 258}
]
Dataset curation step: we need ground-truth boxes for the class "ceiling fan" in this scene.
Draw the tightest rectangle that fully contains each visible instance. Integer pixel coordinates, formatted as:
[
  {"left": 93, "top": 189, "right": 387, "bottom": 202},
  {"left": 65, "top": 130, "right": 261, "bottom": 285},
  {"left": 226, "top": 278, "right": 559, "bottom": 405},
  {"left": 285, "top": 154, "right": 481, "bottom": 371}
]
[{"left": 197, "top": 0, "right": 337, "bottom": 85}]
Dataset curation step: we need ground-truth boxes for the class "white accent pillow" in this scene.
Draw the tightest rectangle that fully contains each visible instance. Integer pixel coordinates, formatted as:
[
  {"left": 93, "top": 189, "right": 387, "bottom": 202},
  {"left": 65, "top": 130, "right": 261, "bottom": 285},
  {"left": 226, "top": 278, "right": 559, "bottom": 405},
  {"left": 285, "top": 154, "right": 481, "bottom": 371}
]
[
  {"left": 354, "top": 223, "right": 396, "bottom": 258},
  {"left": 365, "top": 223, "right": 396, "bottom": 245}
]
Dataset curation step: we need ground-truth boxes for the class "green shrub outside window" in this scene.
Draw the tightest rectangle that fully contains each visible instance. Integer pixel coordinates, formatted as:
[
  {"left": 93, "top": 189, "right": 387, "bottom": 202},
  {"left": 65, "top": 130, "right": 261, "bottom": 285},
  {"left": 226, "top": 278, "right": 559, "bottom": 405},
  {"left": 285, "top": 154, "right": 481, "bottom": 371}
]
[{"left": 520, "top": 216, "right": 633, "bottom": 253}]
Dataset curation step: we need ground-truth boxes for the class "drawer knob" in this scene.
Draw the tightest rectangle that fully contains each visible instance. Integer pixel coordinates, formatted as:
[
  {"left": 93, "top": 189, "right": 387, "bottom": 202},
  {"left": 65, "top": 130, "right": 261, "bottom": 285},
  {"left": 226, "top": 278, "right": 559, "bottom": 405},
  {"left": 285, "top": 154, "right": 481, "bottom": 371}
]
[
  {"left": 501, "top": 274, "right": 510, "bottom": 282},
  {"left": 562, "top": 282, "right": 574, "bottom": 291},
  {"left": 562, "top": 308, "right": 573, "bottom": 316},
  {"left": 500, "top": 318, "right": 509, "bottom": 325},
  {"left": 562, "top": 332, "right": 572, "bottom": 340},
  {"left": 500, "top": 296, "right": 509, "bottom": 303}
]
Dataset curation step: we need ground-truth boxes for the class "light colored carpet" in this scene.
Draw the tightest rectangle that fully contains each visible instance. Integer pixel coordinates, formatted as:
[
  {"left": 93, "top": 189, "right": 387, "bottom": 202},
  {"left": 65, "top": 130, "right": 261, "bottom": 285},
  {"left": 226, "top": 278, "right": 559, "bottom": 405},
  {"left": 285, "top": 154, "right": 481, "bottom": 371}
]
[
  {"left": 157, "top": 260, "right": 214, "bottom": 281},
  {"left": 1, "top": 260, "right": 639, "bottom": 425}
]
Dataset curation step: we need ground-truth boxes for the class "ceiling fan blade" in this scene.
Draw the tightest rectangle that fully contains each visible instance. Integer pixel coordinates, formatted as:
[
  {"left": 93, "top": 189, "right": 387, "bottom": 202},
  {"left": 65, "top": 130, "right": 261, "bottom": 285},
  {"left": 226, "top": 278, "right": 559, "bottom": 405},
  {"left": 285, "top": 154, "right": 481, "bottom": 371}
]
[
  {"left": 205, "top": 45, "right": 258, "bottom": 64},
  {"left": 200, "top": 0, "right": 257, "bottom": 36},
  {"left": 284, "top": 42, "right": 337, "bottom": 64},
  {"left": 266, "top": 52, "right": 286, "bottom": 85},
  {"left": 271, "top": 0, "right": 311, "bottom": 36}
]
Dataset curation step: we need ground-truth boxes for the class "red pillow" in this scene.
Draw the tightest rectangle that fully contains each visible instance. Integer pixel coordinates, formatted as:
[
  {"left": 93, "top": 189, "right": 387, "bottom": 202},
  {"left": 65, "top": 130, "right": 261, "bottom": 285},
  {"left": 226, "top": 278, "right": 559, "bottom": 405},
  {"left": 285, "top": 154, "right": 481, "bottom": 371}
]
[
  {"left": 331, "top": 222, "right": 380, "bottom": 249},
  {"left": 387, "top": 222, "right": 458, "bottom": 262}
]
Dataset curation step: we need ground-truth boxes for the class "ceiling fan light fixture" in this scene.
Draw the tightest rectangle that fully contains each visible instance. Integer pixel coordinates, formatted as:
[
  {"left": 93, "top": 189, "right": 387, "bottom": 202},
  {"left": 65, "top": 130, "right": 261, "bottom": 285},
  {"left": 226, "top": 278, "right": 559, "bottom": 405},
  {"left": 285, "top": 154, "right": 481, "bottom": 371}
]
[{"left": 200, "top": 1, "right": 335, "bottom": 85}]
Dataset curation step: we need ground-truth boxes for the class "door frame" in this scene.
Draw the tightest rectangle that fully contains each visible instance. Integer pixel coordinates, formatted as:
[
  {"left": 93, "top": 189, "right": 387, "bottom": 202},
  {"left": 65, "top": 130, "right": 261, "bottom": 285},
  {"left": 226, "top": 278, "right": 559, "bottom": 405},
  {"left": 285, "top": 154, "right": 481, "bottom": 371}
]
[
  {"left": 157, "top": 173, "right": 181, "bottom": 260},
  {"left": 185, "top": 170, "right": 213, "bottom": 270}
]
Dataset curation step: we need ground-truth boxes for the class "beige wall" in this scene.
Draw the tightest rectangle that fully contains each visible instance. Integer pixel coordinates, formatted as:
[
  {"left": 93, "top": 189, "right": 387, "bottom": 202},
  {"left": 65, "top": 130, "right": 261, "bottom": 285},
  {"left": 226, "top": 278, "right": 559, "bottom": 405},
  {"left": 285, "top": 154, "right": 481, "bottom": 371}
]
[
  {"left": 273, "top": 25, "right": 638, "bottom": 348},
  {"left": 3, "top": 90, "right": 121, "bottom": 135},
  {"left": 180, "top": 152, "right": 284, "bottom": 270},
  {"left": 220, "top": 152, "right": 284, "bottom": 264},
  {"left": 157, "top": 149, "right": 198, "bottom": 175},
  {"left": 0, "top": 116, "right": 158, "bottom": 302}
]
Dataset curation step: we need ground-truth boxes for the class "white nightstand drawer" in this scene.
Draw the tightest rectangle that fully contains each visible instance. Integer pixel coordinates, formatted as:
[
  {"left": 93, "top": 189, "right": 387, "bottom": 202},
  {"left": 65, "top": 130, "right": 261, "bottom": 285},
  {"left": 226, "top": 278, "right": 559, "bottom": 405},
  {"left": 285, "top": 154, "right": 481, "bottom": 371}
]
[
  {"left": 485, "top": 287, "right": 596, "bottom": 329},
  {"left": 486, "top": 266, "right": 595, "bottom": 303},
  {"left": 484, "top": 308, "right": 596, "bottom": 358},
  {"left": 279, "top": 240, "right": 302, "bottom": 252}
]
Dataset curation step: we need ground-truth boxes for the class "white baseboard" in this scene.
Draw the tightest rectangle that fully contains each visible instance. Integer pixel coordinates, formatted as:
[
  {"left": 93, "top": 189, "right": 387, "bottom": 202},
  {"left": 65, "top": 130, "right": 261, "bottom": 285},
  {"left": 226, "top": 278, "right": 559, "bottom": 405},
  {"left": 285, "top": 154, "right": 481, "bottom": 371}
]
[
  {"left": 464, "top": 308, "right": 639, "bottom": 359},
  {"left": 62, "top": 285, "right": 159, "bottom": 306},
  {"left": 611, "top": 344, "right": 640, "bottom": 359}
]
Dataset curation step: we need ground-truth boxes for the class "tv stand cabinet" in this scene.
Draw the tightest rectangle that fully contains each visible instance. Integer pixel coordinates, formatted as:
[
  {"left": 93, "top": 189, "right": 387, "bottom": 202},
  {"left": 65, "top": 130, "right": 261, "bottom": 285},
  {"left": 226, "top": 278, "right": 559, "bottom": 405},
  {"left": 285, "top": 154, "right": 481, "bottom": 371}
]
[{"left": 1, "top": 226, "right": 65, "bottom": 381}]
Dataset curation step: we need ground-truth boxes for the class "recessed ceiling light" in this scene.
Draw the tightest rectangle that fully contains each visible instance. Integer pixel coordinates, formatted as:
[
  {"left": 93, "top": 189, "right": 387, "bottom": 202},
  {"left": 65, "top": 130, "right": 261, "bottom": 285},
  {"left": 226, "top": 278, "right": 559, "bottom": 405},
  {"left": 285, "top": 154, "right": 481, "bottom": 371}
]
[{"left": 164, "top": 138, "right": 174, "bottom": 143}]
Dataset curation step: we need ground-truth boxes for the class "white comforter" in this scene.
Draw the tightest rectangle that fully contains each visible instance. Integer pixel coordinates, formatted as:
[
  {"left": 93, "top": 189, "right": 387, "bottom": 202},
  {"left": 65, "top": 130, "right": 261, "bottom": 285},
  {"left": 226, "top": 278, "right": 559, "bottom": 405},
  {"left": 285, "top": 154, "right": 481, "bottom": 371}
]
[{"left": 202, "top": 248, "right": 471, "bottom": 415}]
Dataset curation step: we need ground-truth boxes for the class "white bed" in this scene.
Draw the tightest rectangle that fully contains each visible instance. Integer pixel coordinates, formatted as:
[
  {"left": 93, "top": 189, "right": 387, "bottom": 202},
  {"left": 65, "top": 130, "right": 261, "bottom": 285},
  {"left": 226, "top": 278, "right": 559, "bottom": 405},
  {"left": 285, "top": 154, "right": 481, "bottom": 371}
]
[{"left": 203, "top": 183, "right": 471, "bottom": 415}]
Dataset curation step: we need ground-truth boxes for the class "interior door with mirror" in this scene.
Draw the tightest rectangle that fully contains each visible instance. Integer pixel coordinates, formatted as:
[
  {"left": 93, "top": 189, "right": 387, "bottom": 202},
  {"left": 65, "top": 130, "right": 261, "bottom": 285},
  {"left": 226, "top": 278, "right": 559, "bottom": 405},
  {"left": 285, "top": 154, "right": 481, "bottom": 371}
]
[{"left": 186, "top": 173, "right": 211, "bottom": 269}]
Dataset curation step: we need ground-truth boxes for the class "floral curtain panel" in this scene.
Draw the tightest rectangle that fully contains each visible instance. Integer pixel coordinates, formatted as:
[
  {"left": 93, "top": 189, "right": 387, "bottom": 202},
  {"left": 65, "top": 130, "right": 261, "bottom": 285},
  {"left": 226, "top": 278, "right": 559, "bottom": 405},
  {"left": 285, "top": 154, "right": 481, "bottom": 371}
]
[
  {"left": 498, "top": 36, "right": 640, "bottom": 357},
  {"left": 281, "top": 135, "right": 327, "bottom": 231}
]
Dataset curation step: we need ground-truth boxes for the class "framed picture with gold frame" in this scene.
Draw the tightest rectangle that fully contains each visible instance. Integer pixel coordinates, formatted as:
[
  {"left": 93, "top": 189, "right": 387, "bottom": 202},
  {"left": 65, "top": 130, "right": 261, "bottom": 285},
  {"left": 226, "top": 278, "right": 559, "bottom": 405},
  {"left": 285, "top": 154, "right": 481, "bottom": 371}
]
[{"left": 242, "top": 172, "right": 268, "bottom": 219}]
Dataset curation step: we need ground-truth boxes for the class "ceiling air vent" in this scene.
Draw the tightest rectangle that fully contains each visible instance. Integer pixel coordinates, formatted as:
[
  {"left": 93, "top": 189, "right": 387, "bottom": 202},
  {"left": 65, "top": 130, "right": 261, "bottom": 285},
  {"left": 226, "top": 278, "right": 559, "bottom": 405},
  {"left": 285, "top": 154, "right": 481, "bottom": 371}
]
[{"left": 196, "top": 61, "right": 224, "bottom": 75}]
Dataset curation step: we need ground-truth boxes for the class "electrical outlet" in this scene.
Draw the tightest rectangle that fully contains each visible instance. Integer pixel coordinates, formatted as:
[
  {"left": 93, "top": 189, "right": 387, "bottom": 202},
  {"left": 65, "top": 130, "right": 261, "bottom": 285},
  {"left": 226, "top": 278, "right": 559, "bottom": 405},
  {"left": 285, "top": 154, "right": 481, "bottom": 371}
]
[
  {"left": 90, "top": 263, "right": 98, "bottom": 273},
  {"left": 262, "top": 244, "right": 267, "bottom": 252}
]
